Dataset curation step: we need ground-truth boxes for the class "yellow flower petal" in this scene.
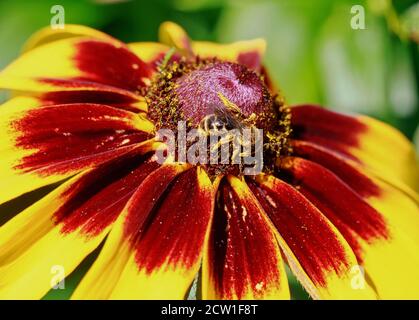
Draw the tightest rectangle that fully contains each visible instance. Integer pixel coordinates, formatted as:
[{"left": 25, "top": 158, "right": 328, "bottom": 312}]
[
  {"left": 291, "top": 141, "right": 419, "bottom": 299},
  {"left": 192, "top": 39, "right": 266, "bottom": 70},
  {"left": 354, "top": 115, "right": 419, "bottom": 192},
  {"left": 0, "top": 37, "right": 152, "bottom": 94},
  {"left": 159, "top": 21, "right": 193, "bottom": 56},
  {"left": 0, "top": 175, "right": 106, "bottom": 299},
  {"left": 127, "top": 42, "right": 171, "bottom": 64},
  {"left": 22, "top": 24, "right": 115, "bottom": 53}
]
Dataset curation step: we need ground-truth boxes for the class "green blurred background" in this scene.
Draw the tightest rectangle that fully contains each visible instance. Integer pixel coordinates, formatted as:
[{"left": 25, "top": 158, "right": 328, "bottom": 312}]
[{"left": 0, "top": 0, "right": 418, "bottom": 300}]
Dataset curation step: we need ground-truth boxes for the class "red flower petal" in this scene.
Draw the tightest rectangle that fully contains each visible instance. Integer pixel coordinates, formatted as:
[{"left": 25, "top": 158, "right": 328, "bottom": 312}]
[
  {"left": 73, "top": 166, "right": 214, "bottom": 299},
  {"left": 290, "top": 105, "right": 419, "bottom": 191},
  {"left": 54, "top": 150, "right": 160, "bottom": 236},
  {"left": 280, "top": 145, "right": 419, "bottom": 298},
  {"left": 0, "top": 37, "right": 152, "bottom": 96},
  {"left": 291, "top": 105, "right": 366, "bottom": 158},
  {"left": 74, "top": 40, "right": 152, "bottom": 92},
  {"left": 12, "top": 103, "right": 153, "bottom": 175},
  {"left": 203, "top": 176, "right": 290, "bottom": 299},
  {"left": 0, "top": 145, "right": 158, "bottom": 299},
  {"left": 278, "top": 156, "right": 389, "bottom": 260},
  {"left": 292, "top": 140, "right": 380, "bottom": 197},
  {"left": 249, "top": 175, "right": 376, "bottom": 299}
]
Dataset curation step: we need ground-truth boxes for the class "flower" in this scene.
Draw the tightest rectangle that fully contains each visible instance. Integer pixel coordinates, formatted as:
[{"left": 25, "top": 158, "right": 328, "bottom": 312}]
[{"left": 0, "top": 22, "right": 418, "bottom": 300}]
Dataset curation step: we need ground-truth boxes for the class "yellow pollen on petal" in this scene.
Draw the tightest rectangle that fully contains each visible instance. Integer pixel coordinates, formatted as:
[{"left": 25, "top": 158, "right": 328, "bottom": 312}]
[
  {"left": 141, "top": 78, "right": 151, "bottom": 86},
  {"left": 266, "top": 194, "right": 277, "bottom": 209},
  {"left": 242, "top": 206, "right": 248, "bottom": 222},
  {"left": 255, "top": 281, "right": 265, "bottom": 291}
]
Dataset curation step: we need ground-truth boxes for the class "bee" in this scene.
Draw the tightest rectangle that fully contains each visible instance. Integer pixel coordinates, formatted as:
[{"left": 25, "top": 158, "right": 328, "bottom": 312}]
[
  {"left": 199, "top": 103, "right": 261, "bottom": 162},
  {"left": 199, "top": 104, "right": 245, "bottom": 134},
  {"left": 199, "top": 93, "right": 246, "bottom": 133}
]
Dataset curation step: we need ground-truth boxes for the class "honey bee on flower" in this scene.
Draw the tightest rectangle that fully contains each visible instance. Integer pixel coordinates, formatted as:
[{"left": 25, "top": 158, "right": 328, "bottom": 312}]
[{"left": 0, "top": 21, "right": 418, "bottom": 300}]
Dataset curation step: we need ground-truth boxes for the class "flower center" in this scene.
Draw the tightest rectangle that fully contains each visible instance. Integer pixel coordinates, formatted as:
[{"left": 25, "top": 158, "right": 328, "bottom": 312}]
[
  {"left": 176, "top": 62, "right": 270, "bottom": 125},
  {"left": 146, "top": 58, "right": 292, "bottom": 176}
]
